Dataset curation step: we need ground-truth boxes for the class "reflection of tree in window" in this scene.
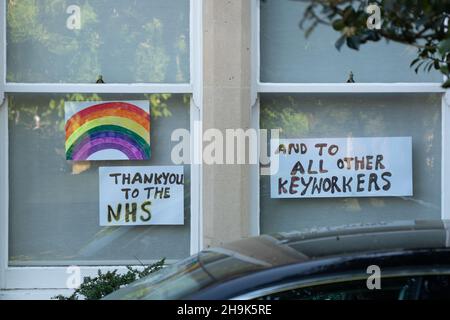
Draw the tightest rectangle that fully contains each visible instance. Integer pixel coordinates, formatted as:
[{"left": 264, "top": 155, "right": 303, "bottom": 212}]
[
  {"left": 7, "top": 0, "right": 189, "bottom": 83},
  {"left": 259, "top": 93, "right": 441, "bottom": 224},
  {"left": 257, "top": 276, "right": 450, "bottom": 300},
  {"left": 7, "top": 93, "right": 181, "bottom": 171}
]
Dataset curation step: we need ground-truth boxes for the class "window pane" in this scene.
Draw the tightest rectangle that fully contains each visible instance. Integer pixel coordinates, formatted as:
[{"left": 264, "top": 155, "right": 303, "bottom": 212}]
[
  {"left": 8, "top": 93, "right": 190, "bottom": 266},
  {"left": 260, "top": 93, "right": 441, "bottom": 234},
  {"left": 258, "top": 278, "right": 405, "bottom": 300},
  {"left": 260, "top": 0, "right": 442, "bottom": 83},
  {"left": 7, "top": 0, "right": 189, "bottom": 83},
  {"left": 257, "top": 275, "right": 450, "bottom": 300}
]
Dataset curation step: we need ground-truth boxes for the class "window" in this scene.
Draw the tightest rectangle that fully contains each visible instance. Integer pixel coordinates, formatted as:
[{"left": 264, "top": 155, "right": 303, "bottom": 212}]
[
  {"left": 0, "top": 0, "right": 202, "bottom": 290},
  {"left": 256, "top": 274, "right": 450, "bottom": 300},
  {"left": 260, "top": 93, "right": 441, "bottom": 233},
  {"left": 260, "top": 0, "right": 442, "bottom": 83},
  {"left": 8, "top": 93, "right": 191, "bottom": 266},
  {"left": 7, "top": 0, "right": 190, "bottom": 84},
  {"left": 252, "top": 0, "right": 449, "bottom": 236}
]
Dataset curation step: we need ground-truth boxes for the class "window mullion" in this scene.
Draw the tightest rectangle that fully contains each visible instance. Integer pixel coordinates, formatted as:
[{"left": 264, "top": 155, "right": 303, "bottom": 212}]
[
  {"left": 0, "top": 96, "right": 8, "bottom": 290},
  {"left": 0, "top": 0, "right": 5, "bottom": 105},
  {"left": 442, "top": 91, "right": 450, "bottom": 219},
  {"left": 0, "top": 0, "right": 6, "bottom": 290}
]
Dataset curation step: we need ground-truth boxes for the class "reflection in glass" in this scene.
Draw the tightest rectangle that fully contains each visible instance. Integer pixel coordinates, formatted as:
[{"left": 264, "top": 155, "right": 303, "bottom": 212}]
[
  {"left": 8, "top": 93, "right": 191, "bottom": 266},
  {"left": 7, "top": 0, "right": 190, "bottom": 83},
  {"left": 260, "top": 0, "right": 442, "bottom": 83},
  {"left": 260, "top": 93, "right": 442, "bottom": 234}
]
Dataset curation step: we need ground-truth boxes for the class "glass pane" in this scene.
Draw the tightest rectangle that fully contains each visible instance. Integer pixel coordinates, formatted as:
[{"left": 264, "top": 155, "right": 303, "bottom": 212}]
[
  {"left": 8, "top": 93, "right": 191, "bottom": 266},
  {"left": 7, "top": 0, "right": 189, "bottom": 83},
  {"left": 258, "top": 275, "right": 450, "bottom": 300},
  {"left": 258, "top": 277, "right": 407, "bottom": 300},
  {"left": 260, "top": 93, "right": 441, "bottom": 234},
  {"left": 260, "top": 0, "right": 442, "bottom": 83}
]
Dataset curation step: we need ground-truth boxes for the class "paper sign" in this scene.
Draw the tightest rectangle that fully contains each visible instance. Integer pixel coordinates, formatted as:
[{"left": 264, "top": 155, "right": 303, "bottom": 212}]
[
  {"left": 99, "top": 166, "right": 184, "bottom": 226},
  {"left": 65, "top": 100, "right": 151, "bottom": 161},
  {"left": 270, "top": 137, "right": 412, "bottom": 199}
]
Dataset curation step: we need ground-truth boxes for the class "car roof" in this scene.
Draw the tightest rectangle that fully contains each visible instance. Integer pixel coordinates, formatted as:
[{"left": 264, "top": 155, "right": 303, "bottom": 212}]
[
  {"left": 210, "top": 220, "right": 450, "bottom": 270},
  {"left": 104, "top": 220, "right": 450, "bottom": 300}
]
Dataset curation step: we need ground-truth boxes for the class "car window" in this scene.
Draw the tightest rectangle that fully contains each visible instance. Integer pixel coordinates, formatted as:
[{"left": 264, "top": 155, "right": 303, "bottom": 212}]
[
  {"left": 256, "top": 275, "right": 450, "bottom": 300},
  {"left": 105, "top": 250, "right": 265, "bottom": 300}
]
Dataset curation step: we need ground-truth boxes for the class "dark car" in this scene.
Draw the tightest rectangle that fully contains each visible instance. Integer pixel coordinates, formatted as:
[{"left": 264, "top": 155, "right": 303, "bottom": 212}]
[{"left": 104, "top": 220, "right": 450, "bottom": 300}]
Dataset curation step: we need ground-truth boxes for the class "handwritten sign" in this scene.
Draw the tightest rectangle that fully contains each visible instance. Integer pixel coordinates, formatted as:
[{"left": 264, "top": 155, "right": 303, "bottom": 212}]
[
  {"left": 99, "top": 166, "right": 184, "bottom": 226},
  {"left": 270, "top": 137, "right": 412, "bottom": 199}
]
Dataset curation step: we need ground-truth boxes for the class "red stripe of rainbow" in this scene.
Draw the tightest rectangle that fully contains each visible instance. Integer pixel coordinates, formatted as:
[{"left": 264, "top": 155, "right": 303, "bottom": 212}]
[{"left": 65, "top": 102, "right": 150, "bottom": 160}]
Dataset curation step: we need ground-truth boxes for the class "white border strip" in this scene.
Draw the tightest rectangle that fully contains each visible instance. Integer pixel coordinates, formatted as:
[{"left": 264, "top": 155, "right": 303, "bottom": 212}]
[
  {"left": 249, "top": 0, "right": 260, "bottom": 236},
  {"left": 250, "top": 0, "right": 259, "bottom": 106},
  {"left": 0, "top": 0, "right": 5, "bottom": 103},
  {"left": 250, "top": 100, "right": 260, "bottom": 236},
  {"left": 4, "top": 265, "right": 161, "bottom": 289},
  {"left": 5, "top": 83, "right": 192, "bottom": 94},
  {"left": 0, "top": 0, "right": 6, "bottom": 290},
  {"left": 189, "top": 0, "right": 203, "bottom": 254},
  {"left": 191, "top": 0, "right": 203, "bottom": 109},
  {"left": 0, "top": 96, "right": 8, "bottom": 290},
  {"left": 442, "top": 92, "right": 450, "bottom": 219},
  {"left": 258, "top": 82, "right": 445, "bottom": 93}
]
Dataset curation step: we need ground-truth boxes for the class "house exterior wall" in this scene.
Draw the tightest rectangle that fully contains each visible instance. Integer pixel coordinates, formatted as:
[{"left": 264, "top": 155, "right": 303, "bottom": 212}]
[{"left": 1, "top": 0, "right": 448, "bottom": 300}]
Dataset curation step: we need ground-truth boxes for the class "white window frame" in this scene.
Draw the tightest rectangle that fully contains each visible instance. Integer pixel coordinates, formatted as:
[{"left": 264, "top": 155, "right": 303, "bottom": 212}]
[
  {"left": 249, "top": 0, "right": 450, "bottom": 237},
  {"left": 0, "top": 0, "right": 203, "bottom": 292}
]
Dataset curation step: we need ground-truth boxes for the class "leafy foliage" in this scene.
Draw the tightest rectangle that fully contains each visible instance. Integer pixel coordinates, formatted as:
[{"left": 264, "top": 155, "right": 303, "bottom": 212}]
[
  {"left": 53, "top": 258, "right": 165, "bottom": 300},
  {"left": 296, "top": 0, "right": 450, "bottom": 86}
]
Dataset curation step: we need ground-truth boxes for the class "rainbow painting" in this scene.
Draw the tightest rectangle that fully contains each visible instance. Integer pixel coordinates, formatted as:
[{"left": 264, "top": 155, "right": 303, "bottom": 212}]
[{"left": 65, "top": 100, "right": 151, "bottom": 161}]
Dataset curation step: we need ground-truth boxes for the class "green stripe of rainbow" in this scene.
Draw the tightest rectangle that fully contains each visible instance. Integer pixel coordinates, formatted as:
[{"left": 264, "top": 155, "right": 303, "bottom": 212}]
[{"left": 65, "top": 102, "right": 150, "bottom": 160}]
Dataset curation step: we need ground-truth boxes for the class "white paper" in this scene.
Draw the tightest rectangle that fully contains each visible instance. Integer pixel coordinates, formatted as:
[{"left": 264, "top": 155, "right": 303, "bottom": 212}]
[
  {"left": 99, "top": 166, "right": 184, "bottom": 226},
  {"left": 270, "top": 137, "right": 412, "bottom": 199}
]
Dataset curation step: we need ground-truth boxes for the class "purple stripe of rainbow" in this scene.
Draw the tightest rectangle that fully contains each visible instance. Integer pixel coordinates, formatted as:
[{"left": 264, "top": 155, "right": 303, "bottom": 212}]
[
  {"left": 72, "top": 137, "right": 145, "bottom": 160},
  {"left": 70, "top": 130, "right": 149, "bottom": 160}
]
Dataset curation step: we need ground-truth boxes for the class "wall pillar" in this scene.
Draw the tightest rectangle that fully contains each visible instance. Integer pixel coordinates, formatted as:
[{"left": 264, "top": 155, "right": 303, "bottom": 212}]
[{"left": 202, "top": 0, "right": 252, "bottom": 247}]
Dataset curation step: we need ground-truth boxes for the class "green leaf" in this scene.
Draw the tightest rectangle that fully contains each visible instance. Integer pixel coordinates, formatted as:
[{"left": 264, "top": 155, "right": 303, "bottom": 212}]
[
  {"left": 51, "top": 258, "right": 166, "bottom": 300},
  {"left": 346, "top": 36, "right": 360, "bottom": 50},
  {"left": 410, "top": 58, "right": 420, "bottom": 67},
  {"left": 442, "top": 78, "right": 450, "bottom": 88},
  {"left": 414, "top": 61, "right": 425, "bottom": 73},
  {"left": 332, "top": 19, "right": 345, "bottom": 31},
  {"left": 434, "top": 59, "right": 440, "bottom": 70},
  {"left": 438, "top": 39, "right": 450, "bottom": 56},
  {"left": 335, "top": 35, "right": 346, "bottom": 51}
]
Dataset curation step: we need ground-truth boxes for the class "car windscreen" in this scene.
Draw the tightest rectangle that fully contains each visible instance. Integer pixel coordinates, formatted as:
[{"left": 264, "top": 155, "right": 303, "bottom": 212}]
[{"left": 104, "top": 250, "right": 265, "bottom": 300}]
